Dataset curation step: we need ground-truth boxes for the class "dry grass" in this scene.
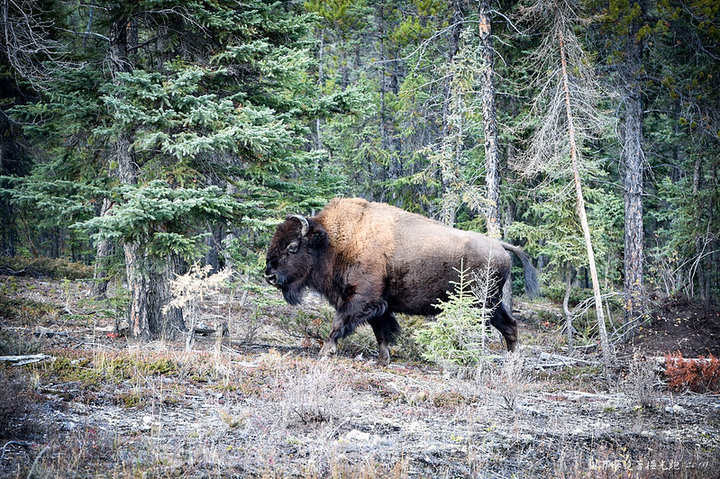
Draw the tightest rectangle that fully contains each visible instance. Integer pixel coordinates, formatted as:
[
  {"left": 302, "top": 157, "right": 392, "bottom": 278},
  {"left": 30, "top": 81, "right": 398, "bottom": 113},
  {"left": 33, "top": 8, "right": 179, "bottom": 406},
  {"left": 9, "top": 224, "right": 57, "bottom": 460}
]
[
  {"left": 279, "top": 362, "right": 353, "bottom": 427},
  {"left": 1, "top": 276, "right": 719, "bottom": 478},
  {"left": 0, "top": 367, "right": 41, "bottom": 440},
  {"left": 496, "top": 351, "right": 532, "bottom": 411},
  {"left": 549, "top": 440, "right": 719, "bottom": 479},
  {"left": 622, "top": 353, "right": 661, "bottom": 408},
  {"left": 3, "top": 344, "right": 719, "bottom": 478}
]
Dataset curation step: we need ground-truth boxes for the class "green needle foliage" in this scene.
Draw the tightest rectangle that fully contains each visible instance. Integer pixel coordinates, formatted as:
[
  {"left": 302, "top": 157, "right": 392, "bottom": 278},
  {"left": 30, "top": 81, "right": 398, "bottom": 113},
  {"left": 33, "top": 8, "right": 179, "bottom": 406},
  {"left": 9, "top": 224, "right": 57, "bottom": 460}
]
[
  {"left": 414, "top": 264, "right": 494, "bottom": 368},
  {"left": 75, "top": 181, "right": 240, "bottom": 263}
]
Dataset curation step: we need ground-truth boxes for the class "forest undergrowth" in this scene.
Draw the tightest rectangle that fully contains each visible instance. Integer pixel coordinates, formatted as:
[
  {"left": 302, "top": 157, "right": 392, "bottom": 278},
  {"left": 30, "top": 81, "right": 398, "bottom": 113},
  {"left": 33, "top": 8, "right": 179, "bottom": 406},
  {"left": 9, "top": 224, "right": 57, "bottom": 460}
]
[{"left": 1, "top": 273, "right": 719, "bottom": 478}]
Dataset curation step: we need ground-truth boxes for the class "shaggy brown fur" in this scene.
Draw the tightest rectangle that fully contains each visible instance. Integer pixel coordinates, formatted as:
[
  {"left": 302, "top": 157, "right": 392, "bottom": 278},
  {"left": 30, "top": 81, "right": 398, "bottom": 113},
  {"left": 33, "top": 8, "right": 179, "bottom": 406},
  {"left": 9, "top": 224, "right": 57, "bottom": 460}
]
[{"left": 265, "top": 198, "right": 539, "bottom": 365}]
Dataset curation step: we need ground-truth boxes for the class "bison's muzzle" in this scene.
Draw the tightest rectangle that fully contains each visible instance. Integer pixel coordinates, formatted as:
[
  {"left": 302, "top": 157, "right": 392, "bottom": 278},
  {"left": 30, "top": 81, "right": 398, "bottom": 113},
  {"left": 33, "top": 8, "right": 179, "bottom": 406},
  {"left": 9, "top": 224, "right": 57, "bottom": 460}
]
[
  {"left": 264, "top": 269, "right": 288, "bottom": 290},
  {"left": 264, "top": 271, "right": 279, "bottom": 287}
]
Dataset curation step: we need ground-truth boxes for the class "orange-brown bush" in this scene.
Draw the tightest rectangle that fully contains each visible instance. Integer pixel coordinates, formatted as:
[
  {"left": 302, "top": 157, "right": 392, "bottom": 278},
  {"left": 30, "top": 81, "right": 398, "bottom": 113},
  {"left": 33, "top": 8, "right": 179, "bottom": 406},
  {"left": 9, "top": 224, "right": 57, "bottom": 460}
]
[{"left": 664, "top": 351, "right": 720, "bottom": 394}]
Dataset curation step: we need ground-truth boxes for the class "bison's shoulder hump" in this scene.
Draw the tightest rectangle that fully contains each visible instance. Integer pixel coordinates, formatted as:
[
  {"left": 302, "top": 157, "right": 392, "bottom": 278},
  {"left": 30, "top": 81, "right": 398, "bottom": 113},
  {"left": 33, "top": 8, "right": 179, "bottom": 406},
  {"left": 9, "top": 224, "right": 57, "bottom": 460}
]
[{"left": 317, "top": 198, "right": 398, "bottom": 258}]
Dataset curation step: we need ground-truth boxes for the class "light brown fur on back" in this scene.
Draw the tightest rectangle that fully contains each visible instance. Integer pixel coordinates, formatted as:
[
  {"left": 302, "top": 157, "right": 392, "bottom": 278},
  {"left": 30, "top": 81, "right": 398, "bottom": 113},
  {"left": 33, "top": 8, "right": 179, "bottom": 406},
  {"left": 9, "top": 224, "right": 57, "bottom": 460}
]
[
  {"left": 317, "top": 197, "right": 510, "bottom": 279},
  {"left": 316, "top": 198, "right": 397, "bottom": 266}
]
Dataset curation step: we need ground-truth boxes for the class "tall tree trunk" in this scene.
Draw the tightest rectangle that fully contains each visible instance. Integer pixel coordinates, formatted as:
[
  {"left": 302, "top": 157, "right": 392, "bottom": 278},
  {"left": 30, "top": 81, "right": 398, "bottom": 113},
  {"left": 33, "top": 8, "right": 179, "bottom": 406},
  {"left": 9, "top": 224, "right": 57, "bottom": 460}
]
[
  {"left": 478, "top": 0, "right": 501, "bottom": 239},
  {"left": 109, "top": 18, "right": 140, "bottom": 337},
  {"left": 707, "top": 162, "right": 717, "bottom": 303},
  {"left": 501, "top": 176, "right": 516, "bottom": 311},
  {"left": 91, "top": 197, "right": 112, "bottom": 299},
  {"left": 373, "top": 2, "right": 389, "bottom": 200},
  {"left": 439, "top": 0, "right": 464, "bottom": 225},
  {"left": 375, "top": 2, "right": 402, "bottom": 186},
  {"left": 109, "top": 17, "right": 184, "bottom": 340},
  {"left": 692, "top": 155, "right": 703, "bottom": 299},
  {"left": 563, "top": 263, "right": 575, "bottom": 352},
  {"left": 376, "top": 3, "right": 389, "bottom": 151},
  {"left": 618, "top": 5, "right": 647, "bottom": 322},
  {"left": 0, "top": 110, "right": 27, "bottom": 257},
  {"left": 315, "top": 29, "right": 324, "bottom": 151},
  {"left": 622, "top": 75, "right": 645, "bottom": 322},
  {"left": 559, "top": 30, "right": 612, "bottom": 364}
]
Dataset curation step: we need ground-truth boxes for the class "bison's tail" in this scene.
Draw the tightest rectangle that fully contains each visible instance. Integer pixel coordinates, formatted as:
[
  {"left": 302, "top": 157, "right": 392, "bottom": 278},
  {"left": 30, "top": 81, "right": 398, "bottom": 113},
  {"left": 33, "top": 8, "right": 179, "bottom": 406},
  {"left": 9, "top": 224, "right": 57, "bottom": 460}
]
[{"left": 501, "top": 243, "right": 541, "bottom": 299}]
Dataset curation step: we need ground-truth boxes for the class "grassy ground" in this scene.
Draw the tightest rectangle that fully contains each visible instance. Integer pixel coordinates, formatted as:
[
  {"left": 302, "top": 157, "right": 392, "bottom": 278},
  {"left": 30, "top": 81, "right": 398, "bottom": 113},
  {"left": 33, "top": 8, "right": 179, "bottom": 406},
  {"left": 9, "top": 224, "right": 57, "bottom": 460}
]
[{"left": 1, "top": 274, "right": 719, "bottom": 478}]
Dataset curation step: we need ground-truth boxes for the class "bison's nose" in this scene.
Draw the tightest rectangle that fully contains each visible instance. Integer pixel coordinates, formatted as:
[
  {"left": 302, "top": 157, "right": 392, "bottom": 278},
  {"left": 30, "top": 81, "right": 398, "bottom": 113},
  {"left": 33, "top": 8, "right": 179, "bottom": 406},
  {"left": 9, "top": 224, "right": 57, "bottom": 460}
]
[{"left": 265, "top": 273, "right": 278, "bottom": 286}]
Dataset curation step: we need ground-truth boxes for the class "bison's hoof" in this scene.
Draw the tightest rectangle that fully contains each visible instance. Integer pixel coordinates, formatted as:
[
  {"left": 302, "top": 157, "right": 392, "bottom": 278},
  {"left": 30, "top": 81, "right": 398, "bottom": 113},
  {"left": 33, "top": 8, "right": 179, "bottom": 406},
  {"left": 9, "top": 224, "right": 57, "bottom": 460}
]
[
  {"left": 319, "top": 342, "right": 337, "bottom": 358},
  {"left": 376, "top": 357, "right": 390, "bottom": 367}
]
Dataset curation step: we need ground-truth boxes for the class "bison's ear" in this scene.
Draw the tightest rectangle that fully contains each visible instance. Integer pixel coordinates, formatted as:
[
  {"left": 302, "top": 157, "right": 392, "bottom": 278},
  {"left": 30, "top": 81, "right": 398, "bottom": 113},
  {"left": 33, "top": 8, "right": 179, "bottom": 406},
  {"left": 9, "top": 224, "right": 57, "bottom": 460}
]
[{"left": 307, "top": 222, "right": 328, "bottom": 249}]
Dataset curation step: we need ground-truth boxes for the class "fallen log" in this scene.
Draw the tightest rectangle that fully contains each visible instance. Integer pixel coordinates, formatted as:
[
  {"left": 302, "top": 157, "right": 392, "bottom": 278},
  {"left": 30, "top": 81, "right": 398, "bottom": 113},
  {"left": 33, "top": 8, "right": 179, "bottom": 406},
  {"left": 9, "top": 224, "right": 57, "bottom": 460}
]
[
  {"left": 531, "top": 352, "right": 599, "bottom": 369},
  {"left": 651, "top": 356, "right": 717, "bottom": 364},
  {"left": 33, "top": 332, "right": 68, "bottom": 338},
  {"left": 193, "top": 327, "right": 217, "bottom": 336},
  {"left": 0, "top": 354, "right": 53, "bottom": 366}
]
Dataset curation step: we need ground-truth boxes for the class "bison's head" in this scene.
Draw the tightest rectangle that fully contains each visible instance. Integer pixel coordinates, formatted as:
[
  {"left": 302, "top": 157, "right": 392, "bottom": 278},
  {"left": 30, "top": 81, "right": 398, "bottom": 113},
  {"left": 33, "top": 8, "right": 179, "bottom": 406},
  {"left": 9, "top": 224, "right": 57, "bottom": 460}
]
[{"left": 264, "top": 215, "right": 328, "bottom": 305}]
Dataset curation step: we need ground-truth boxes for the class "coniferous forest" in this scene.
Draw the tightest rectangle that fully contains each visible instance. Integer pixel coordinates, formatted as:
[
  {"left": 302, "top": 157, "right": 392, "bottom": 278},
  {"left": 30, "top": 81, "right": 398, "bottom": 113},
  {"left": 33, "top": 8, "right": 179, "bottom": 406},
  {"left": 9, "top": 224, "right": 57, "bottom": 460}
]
[
  {"left": 1, "top": 1, "right": 720, "bottom": 477},
  {"left": 2, "top": 0, "right": 718, "bottom": 337}
]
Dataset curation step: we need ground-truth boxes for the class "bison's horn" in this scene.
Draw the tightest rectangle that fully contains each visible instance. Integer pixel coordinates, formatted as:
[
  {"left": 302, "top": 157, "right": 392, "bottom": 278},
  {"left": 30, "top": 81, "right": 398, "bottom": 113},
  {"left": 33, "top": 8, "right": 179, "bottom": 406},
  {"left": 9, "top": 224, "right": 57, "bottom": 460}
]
[{"left": 289, "top": 215, "right": 309, "bottom": 237}]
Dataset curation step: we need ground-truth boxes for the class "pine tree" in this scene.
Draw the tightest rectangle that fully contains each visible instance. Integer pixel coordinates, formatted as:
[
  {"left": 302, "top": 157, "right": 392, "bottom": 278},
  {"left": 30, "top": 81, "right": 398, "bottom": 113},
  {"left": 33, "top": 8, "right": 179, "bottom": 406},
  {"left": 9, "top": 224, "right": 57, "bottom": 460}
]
[
  {"left": 642, "top": 0, "right": 720, "bottom": 301},
  {"left": 592, "top": 0, "right": 652, "bottom": 321}
]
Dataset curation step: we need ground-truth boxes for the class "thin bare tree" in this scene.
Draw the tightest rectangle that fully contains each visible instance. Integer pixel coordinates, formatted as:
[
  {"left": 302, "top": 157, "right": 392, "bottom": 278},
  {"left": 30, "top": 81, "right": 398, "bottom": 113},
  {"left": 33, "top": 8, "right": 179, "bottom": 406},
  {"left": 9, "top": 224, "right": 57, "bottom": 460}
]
[
  {"left": 0, "top": 0, "right": 77, "bottom": 90},
  {"left": 478, "top": 0, "right": 501, "bottom": 239},
  {"left": 514, "top": 0, "right": 613, "bottom": 365}
]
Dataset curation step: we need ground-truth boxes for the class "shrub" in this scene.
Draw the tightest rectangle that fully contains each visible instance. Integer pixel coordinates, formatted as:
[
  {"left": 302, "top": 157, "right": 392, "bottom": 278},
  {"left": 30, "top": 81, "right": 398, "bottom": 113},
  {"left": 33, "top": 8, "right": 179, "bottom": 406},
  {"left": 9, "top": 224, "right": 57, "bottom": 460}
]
[
  {"left": 664, "top": 351, "right": 720, "bottom": 394},
  {"left": 623, "top": 354, "right": 659, "bottom": 407},
  {"left": 413, "top": 263, "right": 494, "bottom": 368},
  {"left": 496, "top": 351, "right": 530, "bottom": 410},
  {"left": 0, "top": 330, "right": 43, "bottom": 356},
  {"left": 164, "top": 263, "right": 233, "bottom": 350},
  {"left": 279, "top": 362, "right": 352, "bottom": 426},
  {"left": 271, "top": 295, "right": 333, "bottom": 347}
]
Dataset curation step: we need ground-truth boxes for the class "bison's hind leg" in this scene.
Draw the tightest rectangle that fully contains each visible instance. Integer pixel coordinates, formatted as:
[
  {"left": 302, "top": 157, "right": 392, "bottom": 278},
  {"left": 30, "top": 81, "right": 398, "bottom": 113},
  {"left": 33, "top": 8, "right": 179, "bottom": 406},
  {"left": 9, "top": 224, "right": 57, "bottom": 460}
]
[
  {"left": 368, "top": 312, "right": 401, "bottom": 366},
  {"left": 490, "top": 304, "right": 519, "bottom": 352}
]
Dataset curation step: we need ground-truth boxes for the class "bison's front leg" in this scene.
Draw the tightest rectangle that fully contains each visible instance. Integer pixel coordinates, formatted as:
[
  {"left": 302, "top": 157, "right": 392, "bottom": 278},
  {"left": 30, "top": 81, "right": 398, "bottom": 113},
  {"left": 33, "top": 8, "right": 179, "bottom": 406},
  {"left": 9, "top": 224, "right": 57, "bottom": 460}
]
[
  {"left": 318, "top": 299, "right": 389, "bottom": 361},
  {"left": 318, "top": 314, "right": 344, "bottom": 358}
]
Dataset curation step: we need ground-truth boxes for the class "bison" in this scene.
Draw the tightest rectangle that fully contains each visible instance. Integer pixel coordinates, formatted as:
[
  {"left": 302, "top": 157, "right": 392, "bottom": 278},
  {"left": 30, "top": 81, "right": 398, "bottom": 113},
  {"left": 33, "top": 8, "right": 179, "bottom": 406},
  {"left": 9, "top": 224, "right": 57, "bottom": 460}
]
[{"left": 264, "top": 198, "right": 539, "bottom": 365}]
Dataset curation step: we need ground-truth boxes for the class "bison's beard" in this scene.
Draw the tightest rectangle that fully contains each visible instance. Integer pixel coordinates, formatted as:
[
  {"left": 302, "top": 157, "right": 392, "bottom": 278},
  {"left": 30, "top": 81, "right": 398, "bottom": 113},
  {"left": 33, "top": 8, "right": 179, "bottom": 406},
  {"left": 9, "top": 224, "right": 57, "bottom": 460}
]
[{"left": 281, "top": 283, "right": 305, "bottom": 306}]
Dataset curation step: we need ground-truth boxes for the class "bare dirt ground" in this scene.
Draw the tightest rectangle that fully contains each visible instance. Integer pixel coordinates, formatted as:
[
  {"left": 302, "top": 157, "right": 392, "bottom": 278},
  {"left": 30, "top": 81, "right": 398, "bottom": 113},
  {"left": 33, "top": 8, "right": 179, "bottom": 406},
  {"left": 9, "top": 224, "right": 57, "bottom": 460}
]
[
  {"left": 620, "top": 295, "right": 720, "bottom": 357},
  {"left": 1, "top": 275, "right": 719, "bottom": 478}
]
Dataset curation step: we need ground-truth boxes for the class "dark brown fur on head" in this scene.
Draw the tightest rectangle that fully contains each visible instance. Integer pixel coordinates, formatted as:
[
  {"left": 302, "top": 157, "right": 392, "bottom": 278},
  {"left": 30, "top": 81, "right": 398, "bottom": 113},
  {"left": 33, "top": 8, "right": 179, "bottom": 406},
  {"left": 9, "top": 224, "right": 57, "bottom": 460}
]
[{"left": 264, "top": 216, "right": 328, "bottom": 306}]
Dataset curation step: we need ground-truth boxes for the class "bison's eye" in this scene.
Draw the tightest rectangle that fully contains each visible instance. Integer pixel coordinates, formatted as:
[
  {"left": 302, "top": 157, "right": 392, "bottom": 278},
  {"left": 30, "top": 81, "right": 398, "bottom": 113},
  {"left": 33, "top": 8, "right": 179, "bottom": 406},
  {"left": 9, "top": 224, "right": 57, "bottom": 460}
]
[{"left": 287, "top": 242, "right": 299, "bottom": 254}]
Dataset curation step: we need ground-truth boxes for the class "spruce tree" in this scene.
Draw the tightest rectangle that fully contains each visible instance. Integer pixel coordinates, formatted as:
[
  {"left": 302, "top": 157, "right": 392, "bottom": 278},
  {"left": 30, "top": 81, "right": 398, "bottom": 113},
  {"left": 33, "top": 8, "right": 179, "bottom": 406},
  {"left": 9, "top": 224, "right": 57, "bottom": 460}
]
[{"left": 5, "top": 0, "right": 344, "bottom": 340}]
